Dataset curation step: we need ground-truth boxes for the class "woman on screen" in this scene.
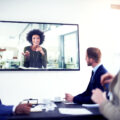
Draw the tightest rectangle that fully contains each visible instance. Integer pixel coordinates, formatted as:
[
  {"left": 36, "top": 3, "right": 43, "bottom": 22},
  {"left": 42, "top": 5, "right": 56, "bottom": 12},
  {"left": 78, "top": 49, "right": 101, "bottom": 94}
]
[{"left": 23, "top": 29, "right": 47, "bottom": 68}]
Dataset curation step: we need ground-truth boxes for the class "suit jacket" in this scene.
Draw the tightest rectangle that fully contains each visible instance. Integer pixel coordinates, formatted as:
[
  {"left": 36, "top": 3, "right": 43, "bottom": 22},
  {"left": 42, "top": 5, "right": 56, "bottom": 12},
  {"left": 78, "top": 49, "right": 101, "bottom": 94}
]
[
  {"left": 0, "top": 100, "right": 13, "bottom": 116},
  {"left": 73, "top": 64, "right": 108, "bottom": 104},
  {"left": 99, "top": 71, "right": 120, "bottom": 120}
]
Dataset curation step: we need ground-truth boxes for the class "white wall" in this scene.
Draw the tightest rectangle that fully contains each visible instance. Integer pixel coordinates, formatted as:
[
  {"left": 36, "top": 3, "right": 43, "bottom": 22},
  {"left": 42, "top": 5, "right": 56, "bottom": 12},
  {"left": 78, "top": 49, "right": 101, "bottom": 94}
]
[{"left": 0, "top": 0, "right": 120, "bottom": 105}]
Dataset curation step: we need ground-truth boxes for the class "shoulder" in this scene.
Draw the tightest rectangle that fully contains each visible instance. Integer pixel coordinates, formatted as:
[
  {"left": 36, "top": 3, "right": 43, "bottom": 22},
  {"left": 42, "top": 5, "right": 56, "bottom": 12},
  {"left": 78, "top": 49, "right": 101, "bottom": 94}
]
[
  {"left": 42, "top": 47, "right": 47, "bottom": 52},
  {"left": 118, "top": 70, "right": 120, "bottom": 77},
  {"left": 24, "top": 46, "right": 31, "bottom": 50},
  {"left": 112, "top": 70, "right": 120, "bottom": 85},
  {"left": 94, "top": 65, "right": 107, "bottom": 78},
  {"left": 97, "top": 65, "right": 108, "bottom": 73},
  {"left": 25, "top": 46, "right": 31, "bottom": 49}
]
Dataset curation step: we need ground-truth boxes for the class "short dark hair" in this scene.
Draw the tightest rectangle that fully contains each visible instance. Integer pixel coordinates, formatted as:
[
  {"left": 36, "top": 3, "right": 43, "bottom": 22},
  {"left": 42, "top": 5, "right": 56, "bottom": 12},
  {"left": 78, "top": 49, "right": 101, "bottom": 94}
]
[
  {"left": 87, "top": 47, "right": 101, "bottom": 63},
  {"left": 26, "top": 29, "right": 45, "bottom": 45}
]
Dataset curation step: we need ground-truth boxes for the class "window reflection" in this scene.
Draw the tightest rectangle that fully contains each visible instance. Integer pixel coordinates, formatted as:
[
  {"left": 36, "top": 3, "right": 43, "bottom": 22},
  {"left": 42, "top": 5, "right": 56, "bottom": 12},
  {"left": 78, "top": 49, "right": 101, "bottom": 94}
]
[{"left": 64, "top": 32, "right": 79, "bottom": 69}]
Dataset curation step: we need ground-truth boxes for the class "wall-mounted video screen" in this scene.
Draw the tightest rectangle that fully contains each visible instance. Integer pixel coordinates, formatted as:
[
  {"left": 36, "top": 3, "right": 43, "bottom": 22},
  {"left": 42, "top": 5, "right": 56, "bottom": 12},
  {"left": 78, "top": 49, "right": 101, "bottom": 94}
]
[{"left": 0, "top": 21, "right": 80, "bottom": 71}]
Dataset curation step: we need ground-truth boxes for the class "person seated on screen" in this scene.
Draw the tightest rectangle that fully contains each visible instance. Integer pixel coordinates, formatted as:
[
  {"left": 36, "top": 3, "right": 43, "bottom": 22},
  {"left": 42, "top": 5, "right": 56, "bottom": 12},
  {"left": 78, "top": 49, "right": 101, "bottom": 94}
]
[
  {"left": 65, "top": 47, "right": 109, "bottom": 104},
  {"left": 0, "top": 99, "right": 32, "bottom": 116},
  {"left": 91, "top": 71, "right": 120, "bottom": 120},
  {"left": 22, "top": 29, "right": 47, "bottom": 68}
]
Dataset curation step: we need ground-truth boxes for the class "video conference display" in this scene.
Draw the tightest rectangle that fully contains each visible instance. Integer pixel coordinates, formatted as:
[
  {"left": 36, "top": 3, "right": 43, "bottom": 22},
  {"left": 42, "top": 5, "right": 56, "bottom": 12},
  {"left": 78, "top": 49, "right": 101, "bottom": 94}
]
[{"left": 0, "top": 21, "right": 80, "bottom": 71}]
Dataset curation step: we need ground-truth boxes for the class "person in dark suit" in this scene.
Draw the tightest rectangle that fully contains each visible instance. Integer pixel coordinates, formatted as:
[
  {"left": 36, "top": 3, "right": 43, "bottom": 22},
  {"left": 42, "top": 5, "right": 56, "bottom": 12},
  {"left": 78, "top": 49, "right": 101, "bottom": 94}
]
[
  {"left": 65, "top": 47, "right": 109, "bottom": 104},
  {"left": 0, "top": 99, "right": 32, "bottom": 116}
]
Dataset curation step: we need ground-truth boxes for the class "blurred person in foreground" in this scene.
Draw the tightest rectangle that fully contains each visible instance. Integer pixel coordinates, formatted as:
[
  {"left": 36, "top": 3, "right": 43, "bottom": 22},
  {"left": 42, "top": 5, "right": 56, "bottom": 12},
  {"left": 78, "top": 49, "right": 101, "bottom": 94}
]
[
  {"left": 65, "top": 47, "right": 109, "bottom": 104},
  {"left": 0, "top": 99, "right": 32, "bottom": 116},
  {"left": 91, "top": 71, "right": 120, "bottom": 120}
]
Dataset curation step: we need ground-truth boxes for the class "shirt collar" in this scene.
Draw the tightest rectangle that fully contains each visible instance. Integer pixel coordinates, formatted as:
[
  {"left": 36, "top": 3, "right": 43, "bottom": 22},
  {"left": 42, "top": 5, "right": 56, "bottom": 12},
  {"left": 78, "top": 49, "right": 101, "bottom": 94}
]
[{"left": 93, "top": 64, "right": 101, "bottom": 73}]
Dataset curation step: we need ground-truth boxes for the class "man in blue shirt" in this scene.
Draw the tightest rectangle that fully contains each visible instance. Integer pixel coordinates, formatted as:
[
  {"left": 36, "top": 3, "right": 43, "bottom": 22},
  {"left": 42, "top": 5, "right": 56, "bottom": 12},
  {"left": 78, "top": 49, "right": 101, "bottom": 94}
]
[{"left": 65, "top": 47, "right": 109, "bottom": 104}]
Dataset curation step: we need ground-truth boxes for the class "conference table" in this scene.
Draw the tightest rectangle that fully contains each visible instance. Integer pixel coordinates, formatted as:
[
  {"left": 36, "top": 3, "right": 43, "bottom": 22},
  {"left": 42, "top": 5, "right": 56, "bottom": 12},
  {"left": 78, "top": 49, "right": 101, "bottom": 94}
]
[{"left": 8, "top": 102, "right": 107, "bottom": 120}]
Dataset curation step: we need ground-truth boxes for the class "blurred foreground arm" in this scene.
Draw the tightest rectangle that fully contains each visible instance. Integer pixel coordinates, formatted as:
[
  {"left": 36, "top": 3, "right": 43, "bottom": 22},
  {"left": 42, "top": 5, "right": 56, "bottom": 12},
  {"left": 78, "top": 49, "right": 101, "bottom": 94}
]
[
  {"left": 91, "top": 88, "right": 107, "bottom": 104},
  {"left": 101, "top": 73, "right": 114, "bottom": 86},
  {"left": 15, "top": 104, "right": 32, "bottom": 115},
  {"left": 92, "top": 71, "right": 120, "bottom": 120}
]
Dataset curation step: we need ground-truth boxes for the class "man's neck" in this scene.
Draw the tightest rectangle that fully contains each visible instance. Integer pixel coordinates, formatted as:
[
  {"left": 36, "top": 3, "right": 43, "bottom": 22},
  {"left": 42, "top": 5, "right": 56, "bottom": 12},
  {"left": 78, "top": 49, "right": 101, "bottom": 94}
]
[{"left": 92, "top": 62, "right": 100, "bottom": 68}]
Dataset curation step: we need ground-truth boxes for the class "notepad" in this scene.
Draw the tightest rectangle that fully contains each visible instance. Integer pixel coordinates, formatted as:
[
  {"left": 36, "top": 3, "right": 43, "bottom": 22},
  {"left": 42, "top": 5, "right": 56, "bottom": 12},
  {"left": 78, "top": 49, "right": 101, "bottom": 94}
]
[{"left": 59, "top": 108, "right": 92, "bottom": 115}]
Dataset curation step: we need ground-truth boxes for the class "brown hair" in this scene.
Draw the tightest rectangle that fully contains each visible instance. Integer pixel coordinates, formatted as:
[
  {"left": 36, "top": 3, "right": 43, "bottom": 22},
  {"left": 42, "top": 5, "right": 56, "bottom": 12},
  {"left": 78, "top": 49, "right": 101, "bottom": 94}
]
[{"left": 87, "top": 47, "right": 101, "bottom": 63}]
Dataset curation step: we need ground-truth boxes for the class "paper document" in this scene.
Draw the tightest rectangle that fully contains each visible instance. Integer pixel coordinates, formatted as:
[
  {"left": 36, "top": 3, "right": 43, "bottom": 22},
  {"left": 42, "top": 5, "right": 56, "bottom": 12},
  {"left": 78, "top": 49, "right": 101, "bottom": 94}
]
[
  {"left": 31, "top": 105, "right": 43, "bottom": 112},
  {"left": 82, "top": 104, "right": 99, "bottom": 108},
  {"left": 59, "top": 108, "right": 92, "bottom": 115},
  {"left": 63, "top": 101, "right": 75, "bottom": 104}
]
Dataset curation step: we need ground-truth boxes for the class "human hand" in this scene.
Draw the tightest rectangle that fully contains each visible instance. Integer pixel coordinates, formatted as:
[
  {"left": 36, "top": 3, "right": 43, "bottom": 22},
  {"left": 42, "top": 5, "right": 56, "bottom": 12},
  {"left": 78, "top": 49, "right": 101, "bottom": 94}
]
[
  {"left": 22, "top": 51, "right": 30, "bottom": 57},
  {"left": 65, "top": 93, "right": 74, "bottom": 102},
  {"left": 15, "top": 103, "right": 32, "bottom": 115},
  {"left": 36, "top": 47, "right": 45, "bottom": 55},
  {"left": 91, "top": 88, "right": 107, "bottom": 105},
  {"left": 101, "top": 73, "right": 114, "bottom": 86}
]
